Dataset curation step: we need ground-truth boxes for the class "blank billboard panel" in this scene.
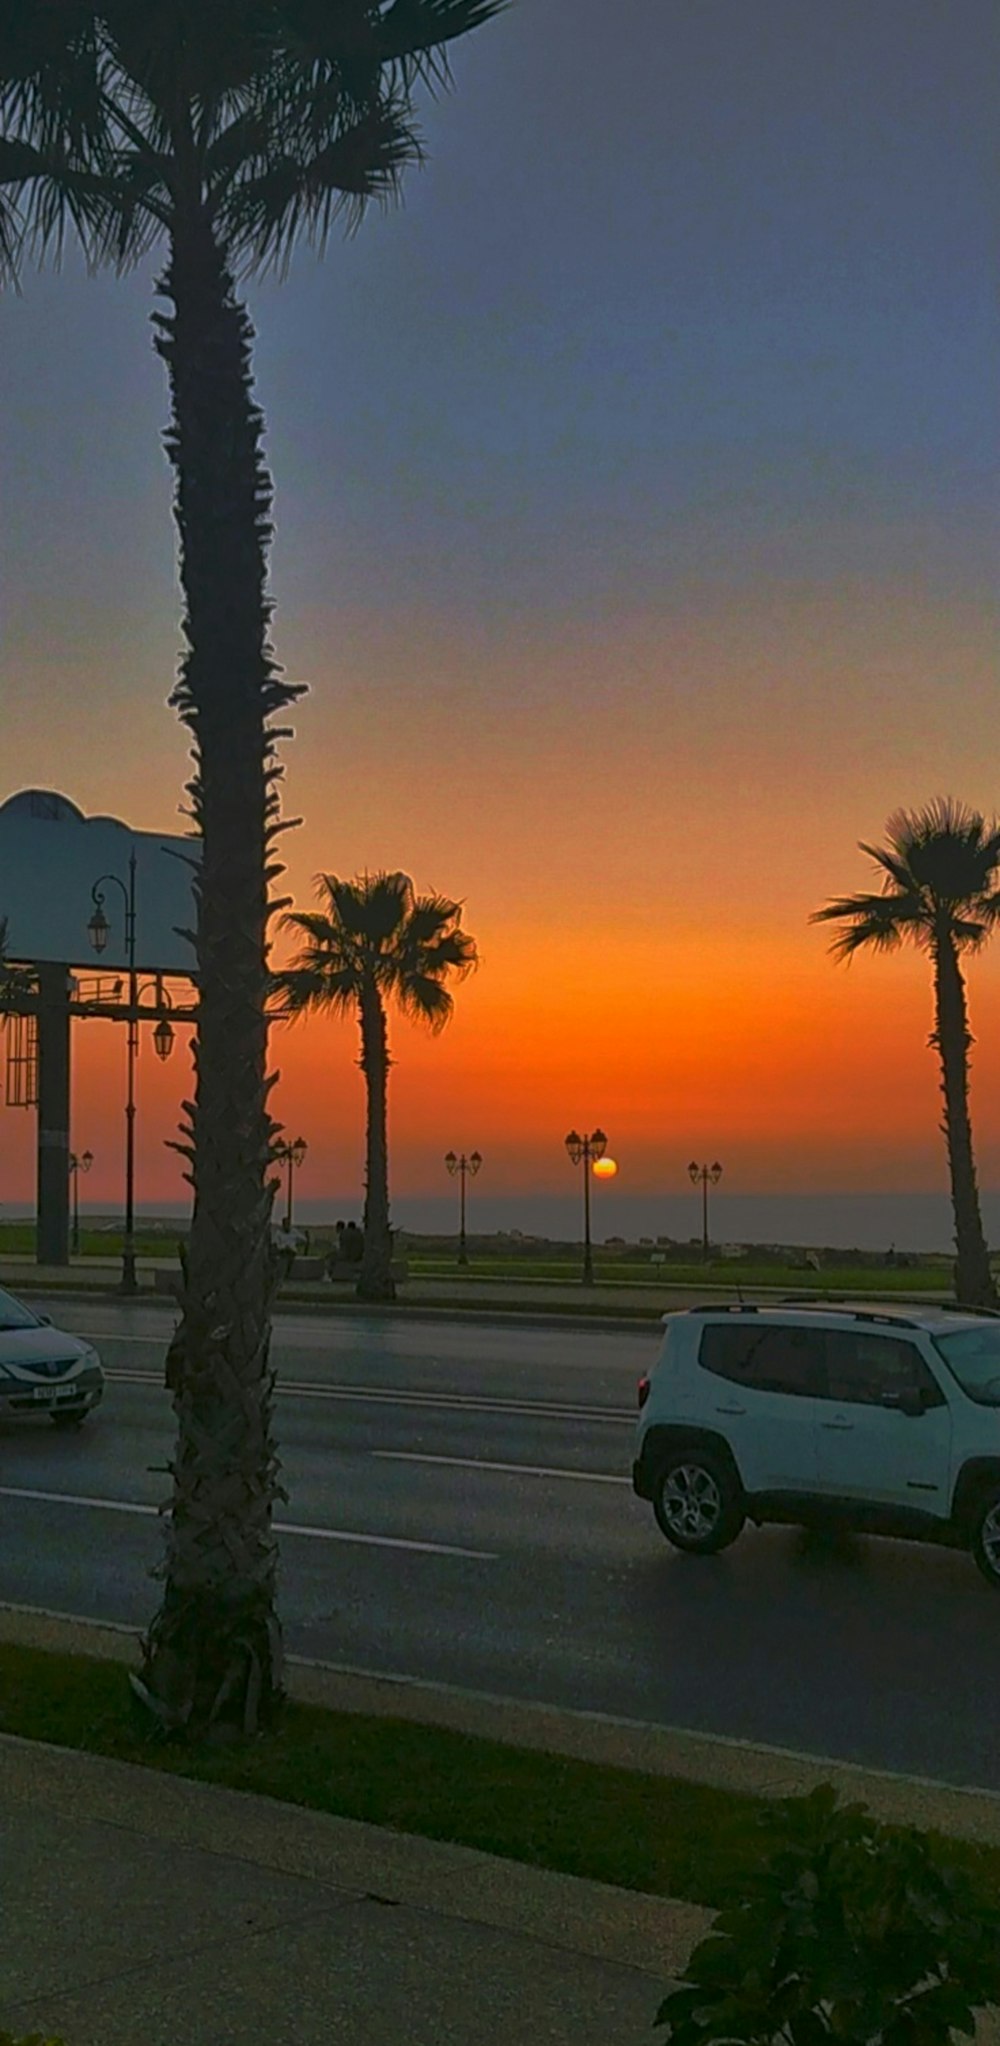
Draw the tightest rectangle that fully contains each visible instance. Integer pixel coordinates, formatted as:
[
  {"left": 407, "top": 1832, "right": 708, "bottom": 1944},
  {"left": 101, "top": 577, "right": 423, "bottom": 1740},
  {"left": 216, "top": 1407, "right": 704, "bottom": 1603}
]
[{"left": 0, "top": 790, "right": 199, "bottom": 975}]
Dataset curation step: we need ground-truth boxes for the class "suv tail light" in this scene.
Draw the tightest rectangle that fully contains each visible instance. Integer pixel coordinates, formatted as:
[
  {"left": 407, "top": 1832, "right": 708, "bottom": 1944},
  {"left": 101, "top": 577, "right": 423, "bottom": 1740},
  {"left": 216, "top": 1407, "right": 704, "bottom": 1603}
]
[{"left": 637, "top": 1374, "right": 650, "bottom": 1409}]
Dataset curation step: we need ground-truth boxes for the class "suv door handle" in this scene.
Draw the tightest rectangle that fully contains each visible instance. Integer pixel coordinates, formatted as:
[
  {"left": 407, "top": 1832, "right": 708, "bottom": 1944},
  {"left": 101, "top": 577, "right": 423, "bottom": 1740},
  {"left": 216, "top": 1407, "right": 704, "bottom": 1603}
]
[
  {"left": 821, "top": 1417, "right": 853, "bottom": 1431},
  {"left": 715, "top": 1402, "right": 746, "bottom": 1416}
]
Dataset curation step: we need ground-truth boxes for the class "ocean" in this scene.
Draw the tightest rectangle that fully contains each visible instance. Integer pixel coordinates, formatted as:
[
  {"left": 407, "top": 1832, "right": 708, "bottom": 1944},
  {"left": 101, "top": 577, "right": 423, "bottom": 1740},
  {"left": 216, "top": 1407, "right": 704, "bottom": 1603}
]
[{"left": 49, "top": 1188, "right": 993, "bottom": 1254}]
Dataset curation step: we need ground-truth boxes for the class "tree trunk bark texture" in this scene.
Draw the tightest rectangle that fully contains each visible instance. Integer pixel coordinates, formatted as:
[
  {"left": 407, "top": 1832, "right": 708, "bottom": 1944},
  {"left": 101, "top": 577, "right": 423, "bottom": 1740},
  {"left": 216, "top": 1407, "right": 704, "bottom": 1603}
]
[
  {"left": 358, "top": 984, "right": 396, "bottom": 1301},
  {"left": 932, "top": 932, "right": 996, "bottom": 1309},
  {"left": 134, "top": 209, "right": 299, "bottom": 1737}
]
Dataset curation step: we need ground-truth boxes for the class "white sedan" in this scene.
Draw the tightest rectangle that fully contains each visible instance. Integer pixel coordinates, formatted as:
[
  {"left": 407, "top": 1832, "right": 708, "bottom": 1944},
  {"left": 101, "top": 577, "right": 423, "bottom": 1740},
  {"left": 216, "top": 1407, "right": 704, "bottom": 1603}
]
[{"left": 0, "top": 1286, "right": 105, "bottom": 1428}]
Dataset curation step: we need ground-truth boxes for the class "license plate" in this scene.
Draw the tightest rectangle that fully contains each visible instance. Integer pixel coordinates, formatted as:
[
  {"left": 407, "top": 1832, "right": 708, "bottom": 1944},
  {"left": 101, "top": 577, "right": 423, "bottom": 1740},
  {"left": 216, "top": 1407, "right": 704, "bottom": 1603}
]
[{"left": 32, "top": 1386, "right": 54, "bottom": 1402}]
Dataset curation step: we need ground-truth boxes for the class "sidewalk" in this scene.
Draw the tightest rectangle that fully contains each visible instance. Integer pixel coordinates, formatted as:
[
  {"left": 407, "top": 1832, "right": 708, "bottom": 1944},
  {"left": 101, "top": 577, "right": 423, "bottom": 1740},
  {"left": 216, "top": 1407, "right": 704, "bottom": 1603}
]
[{"left": 5, "top": 1604, "right": 1000, "bottom": 2043}]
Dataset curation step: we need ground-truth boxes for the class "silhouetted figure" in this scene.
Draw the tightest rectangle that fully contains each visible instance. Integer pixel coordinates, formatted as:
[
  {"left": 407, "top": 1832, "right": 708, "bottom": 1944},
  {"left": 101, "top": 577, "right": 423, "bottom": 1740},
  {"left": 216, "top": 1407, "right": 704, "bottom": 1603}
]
[{"left": 343, "top": 1220, "right": 364, "bottom": 1265}]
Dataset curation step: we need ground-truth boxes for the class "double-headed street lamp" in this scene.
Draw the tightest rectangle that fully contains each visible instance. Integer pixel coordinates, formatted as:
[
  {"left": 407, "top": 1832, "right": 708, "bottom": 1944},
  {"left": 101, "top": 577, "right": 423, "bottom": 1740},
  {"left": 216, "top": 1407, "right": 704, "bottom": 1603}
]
[
  {"left": 445, "top": 1149, "right": 482, "bottom": 1265},
  {"left": 88, "top": 853, "right": 175, "bottom": 1294},
  {"left": 68, "top": 1148, "right": 93, "bottom": 1256},
  {"left": 565, "top": 1128, "right": 607, "bottom": 1285},
  {"left": 688, "top": 1159, "right": 723, "bottom": 1262},
  {"left": 275, "top": 1136, "right": 308, "bottom": 1230}
]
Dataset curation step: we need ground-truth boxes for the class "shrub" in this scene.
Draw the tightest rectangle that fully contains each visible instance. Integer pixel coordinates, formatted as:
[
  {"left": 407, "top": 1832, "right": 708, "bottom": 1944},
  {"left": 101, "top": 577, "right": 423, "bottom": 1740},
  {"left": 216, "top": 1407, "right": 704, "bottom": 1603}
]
[
  {"left": 0, "top": 2033, "right": 65, "bottom": 2045},
  {"left": 657, "top": 1784, "right": 1000, "bottom": 2046}
]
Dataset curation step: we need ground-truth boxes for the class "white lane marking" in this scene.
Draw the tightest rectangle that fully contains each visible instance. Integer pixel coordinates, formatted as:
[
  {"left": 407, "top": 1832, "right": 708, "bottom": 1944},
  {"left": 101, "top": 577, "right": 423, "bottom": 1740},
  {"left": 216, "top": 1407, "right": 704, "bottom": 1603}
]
[
  {"left": 103, "top": 1368, "right": 632, "bottom": 1425},
  {"left": 73, "top": 1331, "right": 165, "bottom": 1344},
  {"left": 0, "top": 1485, "right": 494, "bottom": 1561},
  {"left": 0, "top": 1484, "right": 158, "bottom": 1517},
  {"left": 374, "top": 1450, "right": 630, "bottom": 1485}
]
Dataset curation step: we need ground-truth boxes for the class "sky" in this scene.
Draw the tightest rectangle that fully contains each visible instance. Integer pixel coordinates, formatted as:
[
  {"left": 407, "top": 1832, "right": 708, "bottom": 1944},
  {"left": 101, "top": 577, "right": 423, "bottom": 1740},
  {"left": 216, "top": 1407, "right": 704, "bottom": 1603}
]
[{"left": 1, "top": 0, "right": 998, "bottom": 1237}]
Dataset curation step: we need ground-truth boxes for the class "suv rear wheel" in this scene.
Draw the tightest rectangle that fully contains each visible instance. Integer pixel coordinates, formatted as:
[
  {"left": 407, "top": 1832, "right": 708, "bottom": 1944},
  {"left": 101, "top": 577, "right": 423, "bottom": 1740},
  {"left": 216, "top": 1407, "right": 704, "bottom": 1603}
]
[
  {"left": 971, "top": 1488, "right": 1000, "bottom": 1589},
  {"left": 652, "top": 1448, "right": 745, "bottom": 1555}
]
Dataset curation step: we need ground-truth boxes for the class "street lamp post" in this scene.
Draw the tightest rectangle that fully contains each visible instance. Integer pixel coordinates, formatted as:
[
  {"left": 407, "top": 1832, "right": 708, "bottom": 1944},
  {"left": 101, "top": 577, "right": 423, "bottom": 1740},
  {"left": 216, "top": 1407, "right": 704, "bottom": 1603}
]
[
  {"left": 275, "top": 1136, "right": 308, "bottom": 1230},
  {"left": 688, "top": 1160, "right": 723, "bottom": 1262},
  {"left": 444, "top": 1150, "right": 482, "bottom": 1265},
  {"left": 68, "top": 1148, "right": 93, "bottom": 1255},
  {"left": 88, "top": 856, "right": 175, "bottom": 1295},
  {"left": 565, "top": 1128, "right": 608, "bottom": 1285}
]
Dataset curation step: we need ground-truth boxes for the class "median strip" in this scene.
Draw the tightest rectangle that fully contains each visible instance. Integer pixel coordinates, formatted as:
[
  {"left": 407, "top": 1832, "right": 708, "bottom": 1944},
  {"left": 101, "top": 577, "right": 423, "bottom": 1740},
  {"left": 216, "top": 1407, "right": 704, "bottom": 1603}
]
[{"left": 1, "top": 1638, "right": 998, "bottom": 1913}]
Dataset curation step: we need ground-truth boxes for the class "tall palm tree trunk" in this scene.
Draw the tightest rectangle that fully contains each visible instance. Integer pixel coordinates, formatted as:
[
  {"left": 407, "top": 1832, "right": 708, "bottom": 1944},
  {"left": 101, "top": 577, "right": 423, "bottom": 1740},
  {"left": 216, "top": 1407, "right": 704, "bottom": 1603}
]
[
  {"left": 133, "top": 204, "right": 293, "bottom": 1736},
  {"left": 932, "top": 931, "right": 996, "bottom": 1309},
  {"left": 358, "top": 983, "right": 396, "bottom": 1301}
]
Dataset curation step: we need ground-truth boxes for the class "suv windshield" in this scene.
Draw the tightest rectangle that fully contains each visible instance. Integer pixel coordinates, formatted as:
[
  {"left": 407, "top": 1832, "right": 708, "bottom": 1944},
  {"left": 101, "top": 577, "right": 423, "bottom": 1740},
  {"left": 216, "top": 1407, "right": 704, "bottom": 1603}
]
[
  {"left": 932, "top": 1325, "right": 1000, "bottom": 1406},
  {"left": 0, "top": 1286, "right": 42, "bottom": 1332}
]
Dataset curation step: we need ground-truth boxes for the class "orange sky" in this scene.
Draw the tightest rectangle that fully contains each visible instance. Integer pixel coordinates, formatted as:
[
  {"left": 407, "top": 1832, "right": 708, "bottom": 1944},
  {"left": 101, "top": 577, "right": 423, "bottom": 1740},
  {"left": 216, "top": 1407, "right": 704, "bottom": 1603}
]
[{"left": 4, "top": 581, "right": 1000, "bottom": 1214}]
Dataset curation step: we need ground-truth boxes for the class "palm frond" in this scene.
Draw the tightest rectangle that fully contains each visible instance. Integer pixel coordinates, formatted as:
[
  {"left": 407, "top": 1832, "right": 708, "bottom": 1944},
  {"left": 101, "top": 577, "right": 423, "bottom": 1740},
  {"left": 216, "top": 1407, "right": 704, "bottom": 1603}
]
[
  {"left": 810, "top": 890, "right": 925, "bottom": 961},
  {"left": 223, "top": 96, "right": 419, "bottom": 265},
  {"left": 395, "top": 972, "right": 454, "bottom": 1032}
]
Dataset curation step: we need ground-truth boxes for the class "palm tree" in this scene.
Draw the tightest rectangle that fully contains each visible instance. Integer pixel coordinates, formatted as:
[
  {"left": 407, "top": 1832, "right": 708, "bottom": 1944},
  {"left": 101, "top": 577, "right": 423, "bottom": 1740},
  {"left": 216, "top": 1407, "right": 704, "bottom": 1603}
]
[
  {"left": 281, "top": 872, "right": 477, "bottom": 1301},
  {"left": 812, "top": 800, "right": 1000, "bottom": 1309},
  {"left": 2, "top": 0, "right": 505, "bottom": 1737}
]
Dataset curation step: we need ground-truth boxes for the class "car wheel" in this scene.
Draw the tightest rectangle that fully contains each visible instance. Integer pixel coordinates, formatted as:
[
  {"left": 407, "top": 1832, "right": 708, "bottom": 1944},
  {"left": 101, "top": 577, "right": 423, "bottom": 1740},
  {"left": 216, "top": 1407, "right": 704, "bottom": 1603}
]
[
  {"left": 972, "top": 1489, "right": 1000, "bottom": 1589},
  {"left": 652, "top": 1448, "right": 745, "bottom": 1555},
  {"left": 50, "top": 1409, "right": 88, "bottom": 1430}
]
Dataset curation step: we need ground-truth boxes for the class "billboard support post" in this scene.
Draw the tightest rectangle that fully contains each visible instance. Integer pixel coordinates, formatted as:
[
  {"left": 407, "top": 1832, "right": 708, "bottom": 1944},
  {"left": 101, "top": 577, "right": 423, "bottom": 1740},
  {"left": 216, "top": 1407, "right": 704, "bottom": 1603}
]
[{"left": 36, "top": 963, "right": 72, "bottom": 1267}]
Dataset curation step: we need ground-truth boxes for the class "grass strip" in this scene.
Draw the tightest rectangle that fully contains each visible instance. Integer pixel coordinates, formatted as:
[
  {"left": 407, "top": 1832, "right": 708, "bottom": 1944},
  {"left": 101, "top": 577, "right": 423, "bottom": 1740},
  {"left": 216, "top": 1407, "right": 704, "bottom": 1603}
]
[{"left": 2, "top": 1642, "right": 999, "bottom": 1908}]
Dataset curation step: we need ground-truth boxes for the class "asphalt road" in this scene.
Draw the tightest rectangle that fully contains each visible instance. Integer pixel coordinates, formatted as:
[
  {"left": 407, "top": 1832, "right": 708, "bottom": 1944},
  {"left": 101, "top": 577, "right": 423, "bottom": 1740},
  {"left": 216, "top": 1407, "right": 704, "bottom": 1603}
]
[{"left": 1, "top": 1298, "right": 996, "bottom": 1791}]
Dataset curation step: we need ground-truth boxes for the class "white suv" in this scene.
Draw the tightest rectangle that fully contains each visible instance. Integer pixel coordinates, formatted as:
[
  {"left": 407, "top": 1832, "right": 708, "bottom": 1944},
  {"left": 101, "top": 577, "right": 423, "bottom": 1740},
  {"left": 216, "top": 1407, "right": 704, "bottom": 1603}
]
[{"left": 632, "top": 1302, "right": 1000, "bottom": 1588}]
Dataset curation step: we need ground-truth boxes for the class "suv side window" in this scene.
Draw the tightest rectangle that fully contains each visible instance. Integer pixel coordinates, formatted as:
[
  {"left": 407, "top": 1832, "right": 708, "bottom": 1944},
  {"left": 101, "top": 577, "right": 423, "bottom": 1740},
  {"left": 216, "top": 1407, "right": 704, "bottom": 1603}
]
[
  {"left": 700, "top": 1323, "right": 827, "bottom": 1397},
  {"left": 824, "top": 1331, "right": 945, "bottom": 1408}
]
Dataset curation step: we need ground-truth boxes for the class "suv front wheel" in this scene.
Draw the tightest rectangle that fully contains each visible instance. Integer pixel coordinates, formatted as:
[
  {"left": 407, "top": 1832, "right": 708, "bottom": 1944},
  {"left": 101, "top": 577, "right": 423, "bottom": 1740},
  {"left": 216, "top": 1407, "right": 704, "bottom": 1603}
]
[
  {"left": 652, "top": 1449, "right": 745, "bottom": 1556},
  {"left": 971, "top": 1488, "right": 1000, "bottom": 1589}
]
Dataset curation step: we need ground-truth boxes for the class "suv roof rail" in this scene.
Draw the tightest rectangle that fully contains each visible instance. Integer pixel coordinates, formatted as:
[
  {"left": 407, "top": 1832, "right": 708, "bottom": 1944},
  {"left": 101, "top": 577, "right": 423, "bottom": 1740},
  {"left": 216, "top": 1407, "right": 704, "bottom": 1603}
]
[
  {"left": 775, "top": 1295, "right": 922, "bottom": 1328},
  {"left": 686, "top": 1301, "right": 759, "bottom": 1314}
]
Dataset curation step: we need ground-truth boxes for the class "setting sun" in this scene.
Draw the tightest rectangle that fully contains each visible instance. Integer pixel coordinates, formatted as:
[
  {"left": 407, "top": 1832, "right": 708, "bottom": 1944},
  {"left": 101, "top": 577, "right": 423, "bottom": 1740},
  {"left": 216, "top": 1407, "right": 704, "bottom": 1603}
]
[{"left": 592, "top": 1158, "right": 618, "bottom": 1180}]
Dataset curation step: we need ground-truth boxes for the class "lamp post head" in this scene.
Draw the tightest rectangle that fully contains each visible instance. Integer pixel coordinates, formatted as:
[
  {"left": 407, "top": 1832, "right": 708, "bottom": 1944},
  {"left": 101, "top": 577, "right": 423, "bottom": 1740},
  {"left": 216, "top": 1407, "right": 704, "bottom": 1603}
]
[
  {"left": 152, "top": 1016, "right": 175, "bottom": 1063},
  {"left": 87, "top": 904, "right": 110, "bottom": 955},
  {"left": 81, "top": 1149, "right": 93, "bottom": 1173},
  {"left": 710, "top": 1161, "right": 723, "bottom": 1184},
  {"left": 469, "top": 1151, "right": 482, "bottom": 1176},
  {"left": 589, "top": 1129, "right": 608, "bottom": 1161},
  {"left": 688, "top": 1161, "right": 699, "bottom": 1183},
  {"left": 291, "top": 1136, "right": 307, "bottom": 1168},
  {"left": 565, "top": 1130, "right": 583, "bottom": 1166},
  {"left": 445, "top": 1151, "right": 458, "bottom": 1175}
]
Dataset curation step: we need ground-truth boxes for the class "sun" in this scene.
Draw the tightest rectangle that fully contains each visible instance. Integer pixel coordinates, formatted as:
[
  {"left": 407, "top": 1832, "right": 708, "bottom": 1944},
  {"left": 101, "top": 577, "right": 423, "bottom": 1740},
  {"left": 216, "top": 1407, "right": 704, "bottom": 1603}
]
[{"left": 592, "top": 1157, "right": 618, "bottom": 1179}]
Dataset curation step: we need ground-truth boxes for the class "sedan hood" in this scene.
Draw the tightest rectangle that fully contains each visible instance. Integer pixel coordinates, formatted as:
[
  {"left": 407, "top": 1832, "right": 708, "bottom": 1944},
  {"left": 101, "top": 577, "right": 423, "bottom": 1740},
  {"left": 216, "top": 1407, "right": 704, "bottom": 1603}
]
[{"left": 0, "top": 1326, "right": 90, "bottom": 1370}]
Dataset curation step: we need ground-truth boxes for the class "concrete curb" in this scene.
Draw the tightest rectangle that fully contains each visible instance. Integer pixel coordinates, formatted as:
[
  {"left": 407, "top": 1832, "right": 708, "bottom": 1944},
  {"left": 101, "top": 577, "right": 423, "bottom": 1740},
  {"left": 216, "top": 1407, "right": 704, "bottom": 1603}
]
[
  {"left": 4, "top": 1600, "right": 1000, "bottom": 1847},
  {"left": 7, "top": 1280, "right": 662, "bottom": 1333}
]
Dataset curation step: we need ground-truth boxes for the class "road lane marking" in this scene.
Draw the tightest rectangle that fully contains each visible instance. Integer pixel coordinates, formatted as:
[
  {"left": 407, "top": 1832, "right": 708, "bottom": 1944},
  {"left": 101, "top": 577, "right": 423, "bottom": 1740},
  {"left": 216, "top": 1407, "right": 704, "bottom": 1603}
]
[
  {"left": 102, "top": 1368, "right": 632, "bottom": 1425},
  {"left": 374, "top": 1450, "right": 630, "bottom": 1484},
  {"left": 0, "top": 1485, "right": 494, "bottom": 1560}
]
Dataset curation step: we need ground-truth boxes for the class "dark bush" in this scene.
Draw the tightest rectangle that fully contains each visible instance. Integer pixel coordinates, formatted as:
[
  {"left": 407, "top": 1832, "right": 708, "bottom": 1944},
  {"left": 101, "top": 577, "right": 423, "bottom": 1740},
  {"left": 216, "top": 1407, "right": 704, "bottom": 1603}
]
[{"left": 657, "top": 1784, "right": 1000, "bottom": 2046}]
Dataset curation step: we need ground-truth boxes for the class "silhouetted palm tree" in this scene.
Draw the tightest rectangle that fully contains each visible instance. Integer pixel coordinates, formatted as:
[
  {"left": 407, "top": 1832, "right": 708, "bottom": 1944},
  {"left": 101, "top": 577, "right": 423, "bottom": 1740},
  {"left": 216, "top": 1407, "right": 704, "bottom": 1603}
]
[
  {"left": 281, "top": 872, "right": 477, "bottom": 1301},
  {"left": 812, "top": 800, "right": 1000, "bottom": 1308},
  {"left": 2, "top": 0, "right": 505, "bottom": 1736}
]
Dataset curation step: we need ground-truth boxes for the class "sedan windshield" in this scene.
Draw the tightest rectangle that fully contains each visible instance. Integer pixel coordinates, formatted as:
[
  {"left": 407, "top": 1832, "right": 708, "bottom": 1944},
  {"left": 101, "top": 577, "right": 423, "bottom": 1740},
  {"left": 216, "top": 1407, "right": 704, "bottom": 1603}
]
[
  {"left": 0, "top": 1286, "right": 42, "bottom": 1332},
  {"left": 933, "top": 1326, "right": 1000, "bottom": 1406}
]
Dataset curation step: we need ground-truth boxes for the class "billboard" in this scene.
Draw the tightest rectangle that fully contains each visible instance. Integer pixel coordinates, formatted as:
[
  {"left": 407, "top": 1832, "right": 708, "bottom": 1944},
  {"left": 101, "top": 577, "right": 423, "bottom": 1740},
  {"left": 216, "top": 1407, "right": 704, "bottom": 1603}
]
[{"left": 0, "top": 790, "right": 199, "bottom": 976}]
